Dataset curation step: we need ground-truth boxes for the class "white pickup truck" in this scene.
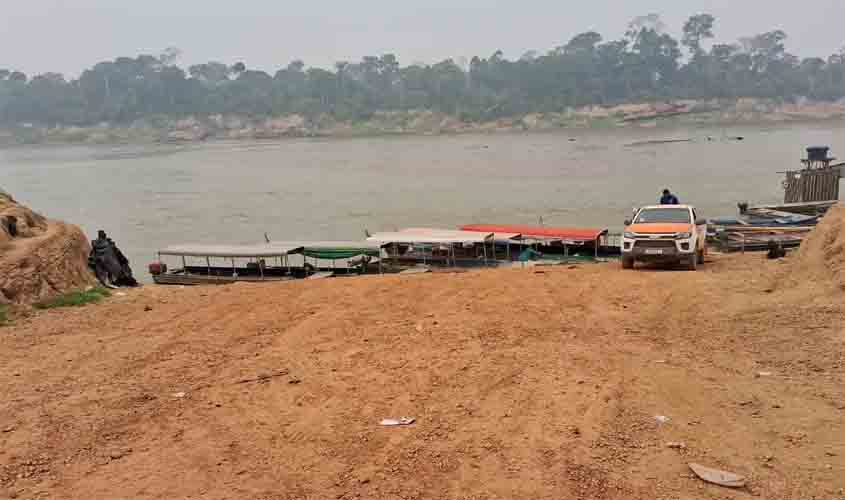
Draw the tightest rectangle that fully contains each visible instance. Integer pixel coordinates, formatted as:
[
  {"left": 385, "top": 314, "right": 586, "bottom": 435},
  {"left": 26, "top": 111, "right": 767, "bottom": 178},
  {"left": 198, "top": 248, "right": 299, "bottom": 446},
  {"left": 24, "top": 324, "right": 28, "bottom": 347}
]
[{"left": 620, "top": 204, "right": 707, "bottom": 270}]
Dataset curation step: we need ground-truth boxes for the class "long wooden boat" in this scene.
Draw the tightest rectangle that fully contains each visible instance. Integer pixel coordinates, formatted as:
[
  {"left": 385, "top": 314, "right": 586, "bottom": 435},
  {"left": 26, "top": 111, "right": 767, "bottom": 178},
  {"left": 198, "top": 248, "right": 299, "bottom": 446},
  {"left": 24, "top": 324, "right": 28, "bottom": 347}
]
[
  {"left": 367, "top": 226, "right": 615, "bottom": 266},
  {"left": 745, "top": 200, "right": 837, "bottom": 216},
  {"left": 367, "top": 229, "right": 502, "bottom": 267},
  {"left": 150, "top": 241, "right": 386, "bottom": 285},
  {"left": 276, "top": 240, "right": 384, "bottom": 275},
  {"left": 150, "top": 243, "right": 305, "bottom": 285},
  {"left": 460, "top": 223, "right": 614, "bottom": 259}
]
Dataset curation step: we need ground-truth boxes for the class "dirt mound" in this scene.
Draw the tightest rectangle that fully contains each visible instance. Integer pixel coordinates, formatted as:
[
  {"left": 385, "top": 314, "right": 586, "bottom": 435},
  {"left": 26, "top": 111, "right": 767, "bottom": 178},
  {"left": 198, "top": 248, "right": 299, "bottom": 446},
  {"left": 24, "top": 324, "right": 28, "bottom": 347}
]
[
  {"left": 0, "top": 191, "right": 94, "bottom": 305},
  {"left": 786, "top": 203, "right": 845, "bottom": 290},
  {"left": 0, "top": 192, "right": 47, "bottom": 244}
]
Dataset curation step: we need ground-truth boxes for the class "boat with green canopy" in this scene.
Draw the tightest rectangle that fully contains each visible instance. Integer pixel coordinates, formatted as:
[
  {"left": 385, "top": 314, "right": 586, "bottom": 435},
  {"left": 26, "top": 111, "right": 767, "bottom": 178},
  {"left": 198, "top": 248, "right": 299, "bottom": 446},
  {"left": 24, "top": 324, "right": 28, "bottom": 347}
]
[
  {"left": 268, "top": 241, "right": 384, "bottom": 275},
  {"left": 284, "top": 241, "right": 382, "bottom": 260}
]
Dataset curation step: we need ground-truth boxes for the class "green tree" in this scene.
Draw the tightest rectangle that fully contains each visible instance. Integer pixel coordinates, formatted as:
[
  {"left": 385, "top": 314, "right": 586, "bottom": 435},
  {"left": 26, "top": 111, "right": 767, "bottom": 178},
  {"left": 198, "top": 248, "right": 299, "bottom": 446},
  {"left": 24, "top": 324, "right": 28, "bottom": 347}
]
[
  {"left": 231, "top": 62, "right": 247, "bottom": 75},
  {"left": 742, "top": 30, "right": 788, "bottom": 73},
  {"left": 3, "top": 15, "right": 845, "bottom": 129},
  {"left": 626, "top": 16, "right": 681, "bottom": 94},
  {"left": 189, "top": 62, "right": 231, "bottom": 85},
  {"left": 564, "top": 32, "right": 603, "bottom": 55},
  {"left": 682, "top": 14, "right": 715, "bottom": 57}
]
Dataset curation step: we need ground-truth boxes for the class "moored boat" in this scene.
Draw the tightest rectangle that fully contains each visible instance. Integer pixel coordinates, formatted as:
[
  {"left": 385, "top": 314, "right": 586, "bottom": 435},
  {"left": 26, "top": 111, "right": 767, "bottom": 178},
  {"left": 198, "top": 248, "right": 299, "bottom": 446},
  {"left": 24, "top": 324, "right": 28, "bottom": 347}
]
[
  {"left": 149, "top": 243, "right": 305, "bottom": 285},
  {"left": 460, "top": 223, "right": 611, "bottom": 260},
  {"left": 149, "top": 241, "right": 386, "bottom": 285},
  {"left": 367, "top": 228, "right": 500, "bottom": 268}
]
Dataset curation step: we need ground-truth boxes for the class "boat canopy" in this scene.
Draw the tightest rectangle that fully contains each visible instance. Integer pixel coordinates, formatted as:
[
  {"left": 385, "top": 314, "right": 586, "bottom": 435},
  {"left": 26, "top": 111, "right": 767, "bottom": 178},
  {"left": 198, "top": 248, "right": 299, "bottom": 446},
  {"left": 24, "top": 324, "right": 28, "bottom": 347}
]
[
  {"left": 460, "top": 224, "right": 607, "bottom": 243},
  {"left": 159, "top": 244, "right": 304, "bottom": 258},
  {"left": 368, "top": 228, "right": 494, "bottom": 246},
  {"left": 401, "top": 227, "right": 522, "bottom": 242},
  {"left": 268, "top": 241, "right": 382, "bottom": 259}
]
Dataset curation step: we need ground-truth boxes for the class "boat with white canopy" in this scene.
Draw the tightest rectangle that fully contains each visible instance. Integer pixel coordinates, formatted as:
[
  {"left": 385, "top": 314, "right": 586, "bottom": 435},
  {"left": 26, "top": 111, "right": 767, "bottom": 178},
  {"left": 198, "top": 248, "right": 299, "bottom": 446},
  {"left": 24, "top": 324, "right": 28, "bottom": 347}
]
[
  {"left": 367, "top": 228, "right": 511, "bottom": 267},
  {"left": 149, "top": 243, "right": 305, "bottom": 285}
]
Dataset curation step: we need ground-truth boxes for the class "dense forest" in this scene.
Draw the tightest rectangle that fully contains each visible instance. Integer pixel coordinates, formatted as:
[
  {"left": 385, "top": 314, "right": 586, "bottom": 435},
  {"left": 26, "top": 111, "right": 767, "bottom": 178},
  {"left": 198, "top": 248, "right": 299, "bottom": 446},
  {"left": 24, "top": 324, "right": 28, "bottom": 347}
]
[{"left": 2, "top": 13, "right": 845, "bottom": 127}]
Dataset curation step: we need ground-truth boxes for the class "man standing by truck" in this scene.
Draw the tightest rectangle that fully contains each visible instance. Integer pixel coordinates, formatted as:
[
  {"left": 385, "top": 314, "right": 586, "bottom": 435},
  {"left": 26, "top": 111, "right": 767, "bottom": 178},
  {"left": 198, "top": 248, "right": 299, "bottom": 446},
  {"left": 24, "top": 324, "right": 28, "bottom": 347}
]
[{"left": 660, "top": 189, "right": 679, "bottom": 205}]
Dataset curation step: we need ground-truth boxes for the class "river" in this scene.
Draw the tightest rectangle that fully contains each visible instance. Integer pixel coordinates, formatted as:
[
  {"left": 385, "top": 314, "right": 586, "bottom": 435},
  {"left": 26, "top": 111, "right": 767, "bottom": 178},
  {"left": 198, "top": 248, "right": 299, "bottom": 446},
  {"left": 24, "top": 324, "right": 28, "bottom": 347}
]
[{"left": 2, "top": 122, "right": 843, "bottom": 280}]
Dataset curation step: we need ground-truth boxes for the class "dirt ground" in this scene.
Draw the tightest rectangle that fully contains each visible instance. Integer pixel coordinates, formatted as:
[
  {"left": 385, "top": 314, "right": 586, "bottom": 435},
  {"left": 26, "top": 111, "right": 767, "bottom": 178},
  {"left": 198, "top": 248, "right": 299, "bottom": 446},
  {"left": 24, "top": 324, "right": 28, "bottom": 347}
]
[{"left": 1, "top": 253, "right": 844, "bottom": 500}]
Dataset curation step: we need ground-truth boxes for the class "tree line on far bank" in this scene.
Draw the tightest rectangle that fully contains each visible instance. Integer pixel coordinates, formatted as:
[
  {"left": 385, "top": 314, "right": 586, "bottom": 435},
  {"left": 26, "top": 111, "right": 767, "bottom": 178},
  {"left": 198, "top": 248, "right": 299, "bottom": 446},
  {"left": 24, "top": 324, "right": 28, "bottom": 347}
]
[{"left": 2, "top": 14, "right": 845, "bottom": 127}]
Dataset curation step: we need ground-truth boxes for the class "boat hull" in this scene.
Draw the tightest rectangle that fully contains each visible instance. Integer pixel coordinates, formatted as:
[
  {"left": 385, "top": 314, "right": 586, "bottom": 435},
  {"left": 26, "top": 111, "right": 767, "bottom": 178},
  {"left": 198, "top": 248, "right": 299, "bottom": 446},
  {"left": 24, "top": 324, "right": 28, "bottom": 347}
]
[{"left": 152, "top": 274, "right": 296, "bottom": 286}]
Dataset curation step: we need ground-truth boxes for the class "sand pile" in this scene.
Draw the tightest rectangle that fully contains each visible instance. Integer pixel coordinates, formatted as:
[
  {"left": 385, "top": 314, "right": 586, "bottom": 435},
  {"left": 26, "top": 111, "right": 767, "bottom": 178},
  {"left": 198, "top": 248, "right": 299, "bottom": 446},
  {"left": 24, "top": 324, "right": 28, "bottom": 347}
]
[
  {"left": 0, "top": 191, "right": 47, "bottom": 244},
  {"left": 0, "top": 191, "right": 94, "bottom": 305},
  {"left": 787, "top": 203, "right": 845, "bottom": 289}
]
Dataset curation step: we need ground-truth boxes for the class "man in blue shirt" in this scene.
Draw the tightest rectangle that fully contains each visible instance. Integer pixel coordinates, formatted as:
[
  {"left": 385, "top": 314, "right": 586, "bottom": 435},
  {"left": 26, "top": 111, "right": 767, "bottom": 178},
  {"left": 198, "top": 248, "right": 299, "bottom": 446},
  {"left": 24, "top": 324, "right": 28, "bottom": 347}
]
[{"left": 660, "top": 189, "right": 679, "bottom": 205}]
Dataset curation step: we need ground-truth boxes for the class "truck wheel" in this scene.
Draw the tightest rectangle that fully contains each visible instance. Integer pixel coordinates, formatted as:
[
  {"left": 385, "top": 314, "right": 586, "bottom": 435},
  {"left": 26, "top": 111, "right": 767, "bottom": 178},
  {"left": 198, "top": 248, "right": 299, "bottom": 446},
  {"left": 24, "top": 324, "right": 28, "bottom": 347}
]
[
  {"left": 622, "top": 256, "right": 635, "bottom": 269},
  {"left": 697, "top": 249, "right": 705, "bottom": 265},
  {"left": 686, "top": 255, "right": 698, "bottom": 271}
]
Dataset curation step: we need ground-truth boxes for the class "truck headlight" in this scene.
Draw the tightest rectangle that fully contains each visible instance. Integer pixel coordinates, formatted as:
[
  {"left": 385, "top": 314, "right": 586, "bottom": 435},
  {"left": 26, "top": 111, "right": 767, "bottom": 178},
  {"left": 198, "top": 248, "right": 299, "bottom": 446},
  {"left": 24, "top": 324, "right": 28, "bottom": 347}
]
[
  {"left": 675, "top": 232, "right": 692, "bottom": 240},
  {"left": 623, "top": 231, "right": 636, "bottom": 239}
]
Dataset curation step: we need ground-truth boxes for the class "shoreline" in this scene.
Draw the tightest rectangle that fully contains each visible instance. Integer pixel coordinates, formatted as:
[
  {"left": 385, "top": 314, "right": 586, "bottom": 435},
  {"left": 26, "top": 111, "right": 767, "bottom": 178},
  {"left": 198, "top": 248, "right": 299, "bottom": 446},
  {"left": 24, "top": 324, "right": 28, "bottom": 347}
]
[{"left": 5, "top": 98, "right": 845, "bottom": 147}]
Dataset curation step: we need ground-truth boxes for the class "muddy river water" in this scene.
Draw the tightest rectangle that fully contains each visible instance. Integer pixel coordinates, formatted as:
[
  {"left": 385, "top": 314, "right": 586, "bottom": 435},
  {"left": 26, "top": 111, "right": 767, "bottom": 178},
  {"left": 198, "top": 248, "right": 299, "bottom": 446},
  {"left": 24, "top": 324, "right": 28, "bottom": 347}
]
[{"left": 2, "top": 122, "right": 843, "bottom": 279}]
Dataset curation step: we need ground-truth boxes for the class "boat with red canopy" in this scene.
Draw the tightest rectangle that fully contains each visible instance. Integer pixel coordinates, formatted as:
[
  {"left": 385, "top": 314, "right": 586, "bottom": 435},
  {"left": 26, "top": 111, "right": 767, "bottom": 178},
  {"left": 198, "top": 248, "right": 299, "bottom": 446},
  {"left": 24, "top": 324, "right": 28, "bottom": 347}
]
[
  {"left": 460, "top": 223, "right": 610, "bottom": 260},
  {"left": 460, "top": 224, "right": 605, "bottom": 242}
]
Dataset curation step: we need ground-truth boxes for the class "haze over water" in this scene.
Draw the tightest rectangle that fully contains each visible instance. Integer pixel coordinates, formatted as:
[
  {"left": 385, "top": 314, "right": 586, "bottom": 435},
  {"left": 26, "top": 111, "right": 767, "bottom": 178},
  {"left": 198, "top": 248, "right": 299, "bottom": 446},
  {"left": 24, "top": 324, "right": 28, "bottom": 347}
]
[{"left": 2, "top": 123, "right": 843, "bottom": 279}]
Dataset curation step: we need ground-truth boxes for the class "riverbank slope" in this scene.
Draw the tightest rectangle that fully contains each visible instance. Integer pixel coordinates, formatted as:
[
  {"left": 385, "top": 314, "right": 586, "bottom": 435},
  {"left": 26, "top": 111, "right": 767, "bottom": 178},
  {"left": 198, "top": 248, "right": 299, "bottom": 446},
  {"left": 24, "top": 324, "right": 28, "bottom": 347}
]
[
  {"left": 1, "top": 245, "right": 843, "bottom": 498},
  {"left": 5, "top": 98, "right": 845, "bottom": 146}
]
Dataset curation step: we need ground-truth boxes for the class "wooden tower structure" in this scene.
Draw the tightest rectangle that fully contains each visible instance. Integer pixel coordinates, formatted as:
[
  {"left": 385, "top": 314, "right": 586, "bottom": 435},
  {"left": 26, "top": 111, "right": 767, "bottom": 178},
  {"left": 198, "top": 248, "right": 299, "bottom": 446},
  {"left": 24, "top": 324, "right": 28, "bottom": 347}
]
[{"left": 782, "top": 147, "right": 842, "bottom": 203}]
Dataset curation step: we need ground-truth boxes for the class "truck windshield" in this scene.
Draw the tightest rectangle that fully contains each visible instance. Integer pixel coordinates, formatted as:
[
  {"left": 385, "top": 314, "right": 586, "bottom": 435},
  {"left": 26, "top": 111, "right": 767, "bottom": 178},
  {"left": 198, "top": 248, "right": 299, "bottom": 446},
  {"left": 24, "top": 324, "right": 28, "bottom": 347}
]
[{"left": 635, "top": 208, "right": 691, "bottom": 224}]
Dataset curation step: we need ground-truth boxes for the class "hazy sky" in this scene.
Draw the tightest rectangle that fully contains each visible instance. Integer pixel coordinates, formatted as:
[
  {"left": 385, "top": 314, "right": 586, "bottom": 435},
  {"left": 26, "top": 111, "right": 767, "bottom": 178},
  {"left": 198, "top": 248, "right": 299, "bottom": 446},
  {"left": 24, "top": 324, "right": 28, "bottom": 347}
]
[{"left": 2, "top": 0, "right": 843, "bottom": 77}]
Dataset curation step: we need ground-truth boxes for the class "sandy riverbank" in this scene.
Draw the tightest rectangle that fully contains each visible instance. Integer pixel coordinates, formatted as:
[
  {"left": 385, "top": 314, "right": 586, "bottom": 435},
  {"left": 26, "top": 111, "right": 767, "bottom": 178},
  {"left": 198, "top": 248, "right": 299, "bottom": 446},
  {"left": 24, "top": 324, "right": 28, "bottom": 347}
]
[
  {"left": 1, "top": 241, "right": 844, "bottom": 498},
  {"left": 5, "top": 98, "right": 845, "bottom": 146}
]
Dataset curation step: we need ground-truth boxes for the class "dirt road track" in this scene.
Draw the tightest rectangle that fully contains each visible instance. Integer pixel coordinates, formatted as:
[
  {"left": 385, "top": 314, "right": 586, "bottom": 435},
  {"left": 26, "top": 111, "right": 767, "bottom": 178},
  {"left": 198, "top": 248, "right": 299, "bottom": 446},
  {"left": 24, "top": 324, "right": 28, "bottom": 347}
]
[{"left": 1, "top": 254, "right": 844, "bottom": 499}]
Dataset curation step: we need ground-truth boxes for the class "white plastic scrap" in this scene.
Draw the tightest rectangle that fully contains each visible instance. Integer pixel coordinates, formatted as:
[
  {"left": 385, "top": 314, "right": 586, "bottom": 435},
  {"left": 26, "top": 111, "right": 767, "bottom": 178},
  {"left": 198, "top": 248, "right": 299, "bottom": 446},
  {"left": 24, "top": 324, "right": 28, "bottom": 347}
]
[
  {"left": 689, "top": 463, "right": 746, "bottom": 488},
  {"left": 379, "top": 417, "right": 415, "bottom": 427}
]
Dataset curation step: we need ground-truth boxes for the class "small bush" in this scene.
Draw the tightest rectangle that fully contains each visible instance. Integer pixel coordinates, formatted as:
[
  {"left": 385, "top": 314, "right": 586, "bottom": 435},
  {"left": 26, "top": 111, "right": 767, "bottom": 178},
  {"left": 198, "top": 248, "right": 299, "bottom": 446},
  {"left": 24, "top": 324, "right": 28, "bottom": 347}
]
[{"left": 34, "top": 287, "right": 111, "bottom": 310}]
